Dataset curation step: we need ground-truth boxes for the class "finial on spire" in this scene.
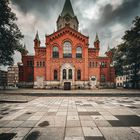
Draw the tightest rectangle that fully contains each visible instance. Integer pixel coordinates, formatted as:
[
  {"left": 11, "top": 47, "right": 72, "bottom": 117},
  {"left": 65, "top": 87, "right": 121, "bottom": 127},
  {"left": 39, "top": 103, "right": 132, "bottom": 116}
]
[
  {"left": 95, "top": 32, "right": 99, "bottom": 42},
  {"left": 107, "top": 43, "right": 111, "bottom": 51}
]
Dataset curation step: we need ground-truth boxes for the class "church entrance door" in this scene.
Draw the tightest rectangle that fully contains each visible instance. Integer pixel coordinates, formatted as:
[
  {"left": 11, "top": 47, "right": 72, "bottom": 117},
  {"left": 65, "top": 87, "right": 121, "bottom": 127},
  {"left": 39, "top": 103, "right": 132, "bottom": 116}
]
[{"left": 64, "top": 82, "right": 71, "bottom": 90}]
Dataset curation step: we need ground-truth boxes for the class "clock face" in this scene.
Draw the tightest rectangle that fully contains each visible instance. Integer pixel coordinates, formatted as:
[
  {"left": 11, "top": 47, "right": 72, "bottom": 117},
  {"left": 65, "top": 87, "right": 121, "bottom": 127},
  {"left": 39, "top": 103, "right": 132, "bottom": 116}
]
[{"left": 65, "top": 17, "right": 70, "bottom": 22}]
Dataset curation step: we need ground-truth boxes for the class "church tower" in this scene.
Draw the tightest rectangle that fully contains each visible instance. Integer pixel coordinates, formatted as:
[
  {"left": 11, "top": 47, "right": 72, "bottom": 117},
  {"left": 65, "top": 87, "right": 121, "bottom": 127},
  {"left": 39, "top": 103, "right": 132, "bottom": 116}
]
[{"left": 57, "top": 0, "right": 79, "bottom": 31}]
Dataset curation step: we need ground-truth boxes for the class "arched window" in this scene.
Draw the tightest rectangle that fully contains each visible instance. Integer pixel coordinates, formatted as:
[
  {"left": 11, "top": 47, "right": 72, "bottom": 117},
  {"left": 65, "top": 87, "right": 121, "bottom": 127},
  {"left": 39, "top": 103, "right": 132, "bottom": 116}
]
[
  {"left": 68, "top": 69, "right": 72, "bottom": 79},
  {"left": 63, "top": 41, "right": 72, "bottom": 58},
  {"left": 40, "top": 61, "right": 42, "bottom": 67},
  {"left": 92, "top": 62, "right": 94, "bottom": 67},
  {"left": 37, "top": 62, "right": 39, "bottom": 67},
  {"left": 77, "top": 70, "right": 81, "bottom": 80},
  {"left": 53, "top": 46, "right": 59, "bottom": 58},
  {"left": 63, "top": 69, "right": 67, "bottom": 80},
  {"left": 89, "top": 62, "right": 92, "bottom": 68},
  {"left": 43, "top": 62, "right": 45, "bottom": 67},
  {"left": 76, "top": 47, "right": 82, "bottom": 58},
  {"left": 54, "top": 70, "right": 58, "bottom": 80},
  {"left": 96, "top": 62, "right": 98, "bottom": 67}
]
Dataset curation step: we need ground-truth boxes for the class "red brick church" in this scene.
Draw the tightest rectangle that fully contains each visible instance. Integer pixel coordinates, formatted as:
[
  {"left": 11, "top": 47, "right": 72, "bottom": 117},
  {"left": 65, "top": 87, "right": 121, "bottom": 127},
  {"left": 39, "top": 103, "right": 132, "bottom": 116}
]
[{"left": 19, "top": 0, "right": 115, "bottom": 89}]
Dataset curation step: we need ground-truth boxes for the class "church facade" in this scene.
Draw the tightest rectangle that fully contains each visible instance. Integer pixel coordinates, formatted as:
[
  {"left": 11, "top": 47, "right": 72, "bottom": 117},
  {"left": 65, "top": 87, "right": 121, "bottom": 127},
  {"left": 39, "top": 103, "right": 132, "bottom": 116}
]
[{"left": 19, "top": 0, "right": 115, "bottom": 89}]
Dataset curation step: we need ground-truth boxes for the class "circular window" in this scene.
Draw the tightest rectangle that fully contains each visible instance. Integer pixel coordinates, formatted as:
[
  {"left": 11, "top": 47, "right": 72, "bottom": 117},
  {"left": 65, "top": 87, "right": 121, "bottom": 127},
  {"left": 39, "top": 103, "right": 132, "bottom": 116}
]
[{"left": 65, "top": 17, "right": 70, "bottom": 22}]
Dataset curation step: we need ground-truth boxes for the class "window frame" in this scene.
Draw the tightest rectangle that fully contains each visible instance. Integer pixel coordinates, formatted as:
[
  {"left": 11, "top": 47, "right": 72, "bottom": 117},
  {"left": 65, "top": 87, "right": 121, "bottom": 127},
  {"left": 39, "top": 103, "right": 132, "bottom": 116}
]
[
  {"left": 53, "top": 46, "right": 59, "bottom": 58},
  {"left": 63, "top": 69, "right": 67, "bottom": 80},
  {"left": 77, "top": 70, "right": 81, "bottom": 80},
  {"left": 54, "top": 70, "right": 58, "bottom": 81},
  {"left": 68, "top": 69, "right": 72, "bottom": 80},
  {"left": 76, "top": 47, "right": 82, "bottom": 58},
  {"left": 63, "top": 41, "right": 72, "bottom": 58}
]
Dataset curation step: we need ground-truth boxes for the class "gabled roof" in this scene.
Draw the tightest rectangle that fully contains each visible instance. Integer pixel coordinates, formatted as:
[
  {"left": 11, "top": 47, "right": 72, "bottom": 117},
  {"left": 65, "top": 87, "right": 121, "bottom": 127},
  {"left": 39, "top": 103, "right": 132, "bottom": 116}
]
[
  {"left": 47, "top": 25, "right": 88, "bottom": 39},
  {"left": 61, "top": 0, "right": 75, "bottom": 17}
]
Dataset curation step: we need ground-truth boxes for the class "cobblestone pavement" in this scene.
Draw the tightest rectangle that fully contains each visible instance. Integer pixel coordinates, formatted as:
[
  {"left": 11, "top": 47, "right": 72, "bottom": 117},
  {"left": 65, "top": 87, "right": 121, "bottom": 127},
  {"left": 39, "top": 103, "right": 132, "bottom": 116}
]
[{"left": 0, "top": 96, "right": 140, "bottom": 140}]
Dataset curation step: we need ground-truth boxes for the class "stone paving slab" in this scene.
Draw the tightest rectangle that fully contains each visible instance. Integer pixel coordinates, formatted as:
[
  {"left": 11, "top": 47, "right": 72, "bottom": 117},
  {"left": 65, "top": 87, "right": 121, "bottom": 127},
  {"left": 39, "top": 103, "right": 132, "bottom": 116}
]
[{"left": 0, "top": 96, "right": 140, "bottom": 140}]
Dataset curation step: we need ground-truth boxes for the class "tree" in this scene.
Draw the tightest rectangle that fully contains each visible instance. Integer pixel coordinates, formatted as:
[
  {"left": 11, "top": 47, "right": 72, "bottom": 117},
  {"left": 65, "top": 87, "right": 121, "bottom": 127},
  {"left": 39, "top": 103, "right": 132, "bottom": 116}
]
[
  {"left": 114, "top": 16, "right": 140, "bottom": 88},
  {"left": 0, "top": 0, "right": 24, "bottom": 66},
  {"left": 113, "top": 44, "right": 127, "bottom": 76}
]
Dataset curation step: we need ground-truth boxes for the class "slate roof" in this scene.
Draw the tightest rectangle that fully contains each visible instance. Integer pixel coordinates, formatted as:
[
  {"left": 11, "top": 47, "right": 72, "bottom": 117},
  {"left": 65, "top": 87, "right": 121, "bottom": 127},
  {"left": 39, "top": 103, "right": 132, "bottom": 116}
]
[{"left": 61, "top": 0, "right": 75, "bottom": 17}]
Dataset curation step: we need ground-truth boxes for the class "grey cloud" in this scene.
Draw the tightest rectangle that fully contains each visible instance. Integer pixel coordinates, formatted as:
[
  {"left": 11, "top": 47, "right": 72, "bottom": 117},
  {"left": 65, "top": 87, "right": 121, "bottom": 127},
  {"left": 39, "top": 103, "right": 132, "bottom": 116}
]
[
  {"left": 10, "top": 0, "right": 140, "bottom": 54},
  {"left": 98, "top": 0, "right": 140, "bottom": 26}
]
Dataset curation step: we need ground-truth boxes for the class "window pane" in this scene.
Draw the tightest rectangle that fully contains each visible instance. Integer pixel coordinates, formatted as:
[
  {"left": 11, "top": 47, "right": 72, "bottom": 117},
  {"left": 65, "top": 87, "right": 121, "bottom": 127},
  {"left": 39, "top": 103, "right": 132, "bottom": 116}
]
[
  {"left": 63, "top": 41, "right": 72, "bottom": 58},
  {"left": 43, "top": 62, "right": 45, "bottom": 67},
  {"left": 76, "top": 47, "right": 82, "bottom": 58},
  {"left": 37, "top": 62, "right": 39, "bottom": 67},
  {"left": 77, "top": 70, "right": 81, "bottom": 80},
  {"left": 40, "top": 62, "right": 42, "bottom": 67},
  {"left": 68, "top": 69, "right": 72, "bottom": 79},
  {"left": 63, "top": 69, "right": 67, "bottom": 80},
  {"left": 54, "top": 70, "right": 58, "bottom": 80},
  {"left": 53, "top": 46, "right": 59, "bottom": 58}
]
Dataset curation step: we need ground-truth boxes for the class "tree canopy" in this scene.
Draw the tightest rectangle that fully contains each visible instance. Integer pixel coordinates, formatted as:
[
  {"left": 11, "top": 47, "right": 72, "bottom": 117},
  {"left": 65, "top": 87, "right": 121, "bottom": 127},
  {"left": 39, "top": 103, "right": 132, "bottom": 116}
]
[
  {"left": 113, "top": 16, "right": 140, "bottom": 88},
  {"left": 0, "top": 0, "right": 24, "bottom": 66}
]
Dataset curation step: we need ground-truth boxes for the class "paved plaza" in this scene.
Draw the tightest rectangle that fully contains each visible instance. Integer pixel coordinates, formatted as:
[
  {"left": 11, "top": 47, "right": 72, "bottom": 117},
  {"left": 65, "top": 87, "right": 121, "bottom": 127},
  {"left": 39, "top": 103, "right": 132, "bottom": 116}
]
[{"left": 0, "top": 96, "right": 140, "bottom": 140}]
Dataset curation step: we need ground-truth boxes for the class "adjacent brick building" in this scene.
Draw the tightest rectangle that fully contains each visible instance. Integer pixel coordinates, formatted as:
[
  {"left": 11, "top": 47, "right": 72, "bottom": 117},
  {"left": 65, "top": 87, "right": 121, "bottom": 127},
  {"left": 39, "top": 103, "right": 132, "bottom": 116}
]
[
  {"left": 7, "top": 65, "right": 19, "bottom": 87},
  {"left": 0, "top": 70, "right": 7, "bottom": 88},
  {"left": 19, "top": 0, "right": 115, "bottom": 89}
]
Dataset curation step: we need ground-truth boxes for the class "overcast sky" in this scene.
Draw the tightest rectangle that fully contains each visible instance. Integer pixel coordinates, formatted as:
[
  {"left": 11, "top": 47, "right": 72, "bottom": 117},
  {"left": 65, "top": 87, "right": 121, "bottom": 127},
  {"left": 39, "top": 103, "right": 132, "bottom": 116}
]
[{"left": 1, "top": 0, "right": 140, "bottom": 70}]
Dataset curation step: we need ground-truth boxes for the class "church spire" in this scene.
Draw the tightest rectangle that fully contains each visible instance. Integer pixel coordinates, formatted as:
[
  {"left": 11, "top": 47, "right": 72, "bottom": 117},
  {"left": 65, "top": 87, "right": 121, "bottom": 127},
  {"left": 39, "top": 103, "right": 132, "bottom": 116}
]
[
  {"left": 57, "top": 0, "right": 79, "bottom": 31},
  {"left": 34, "top": 31, "right": 40, "bottom": 41},
  {"left": 94, "top": 33, "right": 100, "bottom": 51},
  {"left": 95, "top": 33, "right": 99, "bottom": 42},
  {"left": 34, "top": 31, "right": 40, "bottom": 48},
  {"left": 61, "top": 0, "right": 75, "bottom": 17}
]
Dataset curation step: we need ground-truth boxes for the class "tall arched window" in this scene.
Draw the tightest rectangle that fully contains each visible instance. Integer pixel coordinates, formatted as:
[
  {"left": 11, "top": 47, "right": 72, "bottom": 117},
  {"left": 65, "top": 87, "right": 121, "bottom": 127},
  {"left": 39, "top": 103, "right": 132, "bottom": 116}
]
[
  {"left": 63, "top": 69, "right": 67, "bottom": 80},
  {"left": 53, "top": 46, "right": 59, "bottom": 58},
  {"left": 76, "top": 47, "right": 82, "bottom": 58},
  {"left": 37, "top": 62, "right": 39, "bottom": 67},
  {"left": 68, "top": 69, "right": 72, "bottom": 79},
  {"left": 77, "top": 70, "right": 81, "bottom": 80},
  {"left": 54, "top": 70, "right": 58, "bottom": 80},
  {"left": 40, "top": 61, "right": 42, "bottom": 67},
  {"left": 63, "top": 41, "right": 72, "bottom": 58}
]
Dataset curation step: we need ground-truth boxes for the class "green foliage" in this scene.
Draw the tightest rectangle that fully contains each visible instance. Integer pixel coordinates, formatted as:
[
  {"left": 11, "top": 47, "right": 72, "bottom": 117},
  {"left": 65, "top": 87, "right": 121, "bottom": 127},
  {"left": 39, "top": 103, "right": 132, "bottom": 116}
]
[
  {"left": 113, "top": 45, "right": 124, "bottom": 76},
  {"left": 0, "top": 0, "right": 24, "bottom": 66},
  {"left": 113, "top": 16, "right": 140, "bottom": 88}
]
